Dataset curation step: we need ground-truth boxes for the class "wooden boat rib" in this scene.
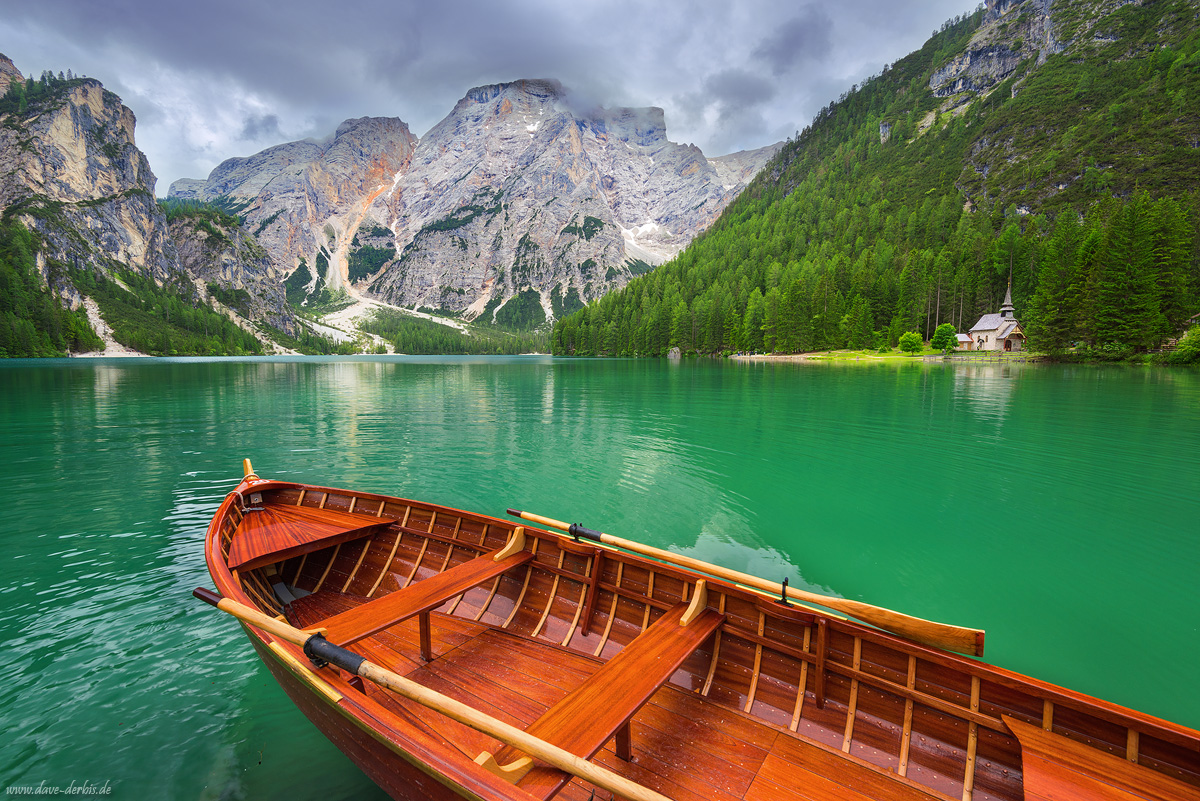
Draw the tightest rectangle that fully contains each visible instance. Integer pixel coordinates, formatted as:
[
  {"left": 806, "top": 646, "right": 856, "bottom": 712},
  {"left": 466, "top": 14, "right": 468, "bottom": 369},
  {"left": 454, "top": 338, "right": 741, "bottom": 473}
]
[{"left": 202, "top": 467, "right": 1200, "bottom": 801}]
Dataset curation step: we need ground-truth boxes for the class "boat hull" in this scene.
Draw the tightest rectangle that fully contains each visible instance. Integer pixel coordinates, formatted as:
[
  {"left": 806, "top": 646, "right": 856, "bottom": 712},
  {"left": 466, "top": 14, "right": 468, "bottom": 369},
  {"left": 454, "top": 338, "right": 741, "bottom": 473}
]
[{"left": 249, "top": 637, "right": 477, "bottom": 801}]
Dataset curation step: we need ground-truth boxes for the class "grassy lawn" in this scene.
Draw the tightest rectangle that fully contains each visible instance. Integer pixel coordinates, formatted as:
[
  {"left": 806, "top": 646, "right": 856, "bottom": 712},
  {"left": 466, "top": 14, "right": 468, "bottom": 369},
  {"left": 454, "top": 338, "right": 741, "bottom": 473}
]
[{"left": 737, "top": 348, "right": 1044, "bottom": 362}]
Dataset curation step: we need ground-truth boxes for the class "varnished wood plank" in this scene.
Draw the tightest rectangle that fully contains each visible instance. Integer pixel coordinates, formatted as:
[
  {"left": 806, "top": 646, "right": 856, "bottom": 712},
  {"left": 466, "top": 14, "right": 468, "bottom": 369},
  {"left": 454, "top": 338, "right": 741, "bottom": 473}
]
[
  {"left": 790, "top": 626, "right": 813, "bottom": 732},
  {"left": 590, "top": 745, "right": 746, "bottom": 801},
  {"left": 1005, "top": 716, "right": 1200, "bottom": 801},
  {"left": 340, "top": 538, "right": 371, "bottom": 593},
  {"left": 899, "top": 654, "right": 917, "bottom": 777},
  {"left": 470, "top": 576, "right": 502, "bottom": 622},
  {"left": 318, "top": 551, "right": 534, "bottom": 646},
  {"left": 494, "top": 603, "right": 724, "bottom": 798},
  {"left": 1020, "top": 751, "right": 1147, "bottom": 801},
  {"left": 647, "top": 683, "right": 779, "bottom": 752},
  {"left": 312, "top": 543, "right": 341, "bottom": 593},
  {"left": 593, "top": 562, "right": 624, "bottom": 656},
  {"left": 366, "top": 527, "right": 405, "bottom": 598},
  {"left": 753, "top": 750, "right": 877, "bottom": 800},
  {"left": 401, "top": 537, "right": 431, "bottom": 589},
  {"left": 815, "top": 617, "right": 828, "bottom": 708},
  {"left": 436, "top": 643, "right": 578, "bottom": 713},
  {"left": 560, "top": 583, "right": 587, "bottom": 647},
  {"left": 457, "top": 631, "right": 596, "bottom": 694},
  {"left": 228, "top": 504, "right": 392, "bottom": 571},
  {"left": 641, "top": 571, "right": 656, "bottom": 630},
  {"left": 769, "top": 733, "right": 941, "bottom": 801},
  {"left": 581, "top": 550, "right": 603, "bottom": 636},
  {"left": 963, "top": 675, "right": 980, "bottom": 801},
  {"left": 745, "top": 611, "right": 766, "bottom": 713},
  {"left": 626, "top": 706, "right": 764, "bottom": 796},
  {"left": 531, "top": 552, "right": 566, "bottom": 638},
  {"left": 843, "top": 636, "right": 862, "bottom": 753}
]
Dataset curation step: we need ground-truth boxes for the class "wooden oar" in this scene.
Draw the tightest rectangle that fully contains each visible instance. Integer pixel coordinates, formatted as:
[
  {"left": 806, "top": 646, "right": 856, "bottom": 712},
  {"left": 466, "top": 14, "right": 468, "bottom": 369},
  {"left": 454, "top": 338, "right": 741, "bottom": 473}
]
[
  {"left": 192, "top": 588, "right": 674, "bottom": 801},
  {"left": 507, "top": 509, "right": 985, "bottom": 657}
]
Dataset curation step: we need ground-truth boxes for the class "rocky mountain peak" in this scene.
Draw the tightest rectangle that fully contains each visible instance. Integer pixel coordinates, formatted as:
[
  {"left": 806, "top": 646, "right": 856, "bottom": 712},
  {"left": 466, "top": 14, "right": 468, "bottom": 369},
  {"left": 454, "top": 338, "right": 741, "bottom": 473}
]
[
  {"left": 0, "top": 63, "right": 168, "bottom": 276},
  {"left": 462, "top": 78, "right": 565, "bottom": 107},
  {"left": 595, "top": 106, "right": 667, "bottom": 148}
]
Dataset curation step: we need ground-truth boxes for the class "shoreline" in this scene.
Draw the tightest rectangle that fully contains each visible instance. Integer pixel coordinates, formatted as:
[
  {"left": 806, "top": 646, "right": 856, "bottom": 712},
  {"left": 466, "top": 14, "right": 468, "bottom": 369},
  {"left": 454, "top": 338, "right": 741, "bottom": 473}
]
[{"left": 730, "top": 350, "right": 1043, "bottom": 363}]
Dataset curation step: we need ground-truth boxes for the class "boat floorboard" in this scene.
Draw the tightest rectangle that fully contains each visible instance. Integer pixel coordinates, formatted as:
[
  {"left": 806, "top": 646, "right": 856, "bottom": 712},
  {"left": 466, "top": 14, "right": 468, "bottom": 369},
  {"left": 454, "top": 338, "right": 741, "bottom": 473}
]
[{"left": 286, "top": 590, "right": 942, "bottom": 801}]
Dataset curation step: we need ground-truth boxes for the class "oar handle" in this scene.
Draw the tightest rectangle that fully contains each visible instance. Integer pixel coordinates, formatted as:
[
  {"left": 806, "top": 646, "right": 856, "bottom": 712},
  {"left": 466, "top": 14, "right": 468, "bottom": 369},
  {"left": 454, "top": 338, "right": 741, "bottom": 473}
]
[{"left": 193, "top": 587, "right": 310, "bottom": 646}]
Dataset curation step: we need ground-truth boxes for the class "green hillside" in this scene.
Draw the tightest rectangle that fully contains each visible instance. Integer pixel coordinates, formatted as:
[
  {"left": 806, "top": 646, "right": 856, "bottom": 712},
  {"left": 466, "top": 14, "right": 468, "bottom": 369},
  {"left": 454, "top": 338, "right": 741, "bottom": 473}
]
[{"left": 552, "top": 0, "right": 1200, "bottom": 359}]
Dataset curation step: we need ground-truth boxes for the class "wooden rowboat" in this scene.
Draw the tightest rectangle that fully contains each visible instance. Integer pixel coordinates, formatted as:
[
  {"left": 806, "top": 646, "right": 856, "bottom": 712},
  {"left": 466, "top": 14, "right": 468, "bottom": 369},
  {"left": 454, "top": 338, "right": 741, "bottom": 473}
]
[{"left": 199, "top": 462, "right": 1200, "bottom": 801}]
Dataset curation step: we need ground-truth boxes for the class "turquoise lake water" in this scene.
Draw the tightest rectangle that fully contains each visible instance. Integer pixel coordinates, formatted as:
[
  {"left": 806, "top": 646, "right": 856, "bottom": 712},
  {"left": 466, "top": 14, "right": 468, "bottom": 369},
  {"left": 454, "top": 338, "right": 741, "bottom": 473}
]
[{"left": 1, "top": 356, "right": 1197, "bottom": 799}]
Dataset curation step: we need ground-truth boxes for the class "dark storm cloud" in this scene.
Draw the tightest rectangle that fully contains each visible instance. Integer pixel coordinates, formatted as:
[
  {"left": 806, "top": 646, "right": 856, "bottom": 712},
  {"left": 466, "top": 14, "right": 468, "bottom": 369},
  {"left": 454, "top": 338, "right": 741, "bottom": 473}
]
[
  {"left": 705, "top": 69, "right": 777, "bottom": 111},
  {"left": 752, "top": 6, "right": 835, "bottom": 76},
  {"left": 680, "top": 69, "right": 779, "bottom": 155},
  {"left": 239, "top": 113, "right": 281, "bottom": 142},
  {"left": 0, "top": 0, "right": 974, "bottom": 190}
]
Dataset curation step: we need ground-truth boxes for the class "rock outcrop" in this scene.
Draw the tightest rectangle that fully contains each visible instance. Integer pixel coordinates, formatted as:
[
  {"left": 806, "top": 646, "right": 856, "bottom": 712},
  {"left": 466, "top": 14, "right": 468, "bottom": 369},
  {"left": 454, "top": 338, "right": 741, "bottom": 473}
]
[
  {"left": 0, "top": 67, "right": 179, "bottom": 284},
  {"left": 170, "top": 215, "right": 293, "bottom": 334},
  {"left": 174, "top": 79, "right": 779, "bottom": 324},
  {"left": 0, "top": 53, "right": 24, "bottom": 96},
  {"left": 0, "top": 56, "right": 295, "bottom": 341},
  {"left": 170, "top": 117, "right": 418, "bottom": 298},
  {"left": 928, "top": 0, "right": 1127, "bottom": 101}
]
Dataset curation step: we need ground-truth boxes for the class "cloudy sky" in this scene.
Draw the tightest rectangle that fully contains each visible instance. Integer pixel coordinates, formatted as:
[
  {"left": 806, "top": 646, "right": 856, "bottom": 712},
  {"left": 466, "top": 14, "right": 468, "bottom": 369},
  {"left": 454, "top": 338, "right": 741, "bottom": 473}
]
[{"left": 2, "top": 0, "right": 973, "bottom": 194}]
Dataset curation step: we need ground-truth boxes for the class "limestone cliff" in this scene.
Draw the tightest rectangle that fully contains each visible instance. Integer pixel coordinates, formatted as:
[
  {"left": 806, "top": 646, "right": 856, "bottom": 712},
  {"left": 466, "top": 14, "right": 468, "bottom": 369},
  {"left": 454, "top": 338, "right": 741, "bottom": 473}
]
[
  {"left": 169, "top": 213, "right": 294, "bottom": 334},
  {"left": 170, "top": 117, "right": 418, "bottom": 299},
  {"left": 0, "top": 55, "right": 296, "bottom": 346},
  {"left": 926, "top": 0, "right": 1147, "bottom": 103},
  {"left": 0, "top": 63, "right": 179, "bottom": 285},
  {"left": 0, "top": 52, "right": 23, "bottom": 96}
]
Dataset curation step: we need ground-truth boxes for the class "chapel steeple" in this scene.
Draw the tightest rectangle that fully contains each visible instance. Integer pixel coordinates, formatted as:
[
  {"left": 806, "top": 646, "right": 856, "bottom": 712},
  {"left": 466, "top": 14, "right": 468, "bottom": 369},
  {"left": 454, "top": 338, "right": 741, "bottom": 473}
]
[{"left": 999, "top": 280, "right": 1015, "bottom": 320}]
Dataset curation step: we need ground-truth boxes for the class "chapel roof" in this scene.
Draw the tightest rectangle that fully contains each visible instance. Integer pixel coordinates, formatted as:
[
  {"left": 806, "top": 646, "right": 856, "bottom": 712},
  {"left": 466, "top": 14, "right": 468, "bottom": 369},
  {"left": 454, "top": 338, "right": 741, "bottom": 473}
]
[{"left": 970, "top": 314, "right": 1004, "bottom": 333}]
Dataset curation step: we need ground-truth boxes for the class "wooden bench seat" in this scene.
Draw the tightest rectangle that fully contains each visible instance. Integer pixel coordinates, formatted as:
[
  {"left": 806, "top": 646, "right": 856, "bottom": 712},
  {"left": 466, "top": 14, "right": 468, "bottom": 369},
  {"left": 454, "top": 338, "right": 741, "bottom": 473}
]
[
  {"left": 1004, "top": 716, "right": 1200, "bottom": 801},
  {"left": 229, "top": 504, "right": 394, "bottom": 572},
  {"left": 486, "top": 599, "right": 724, "bottom": 798},
  {"left": 314, "top": 549, "right": 533, "bottom": 658}
]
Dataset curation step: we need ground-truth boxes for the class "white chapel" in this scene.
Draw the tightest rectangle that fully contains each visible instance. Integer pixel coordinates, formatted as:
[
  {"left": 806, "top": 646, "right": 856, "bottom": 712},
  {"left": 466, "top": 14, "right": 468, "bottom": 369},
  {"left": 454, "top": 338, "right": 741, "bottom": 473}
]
[{"left": 969, "top": 284, "right": 1025, "bottom": 351}]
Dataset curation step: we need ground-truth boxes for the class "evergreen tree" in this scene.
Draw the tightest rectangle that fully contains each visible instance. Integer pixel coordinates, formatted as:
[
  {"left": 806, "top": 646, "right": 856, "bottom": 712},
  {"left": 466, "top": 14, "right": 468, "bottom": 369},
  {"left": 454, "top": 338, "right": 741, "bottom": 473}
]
[{"left": 1094, "top": 195, "right": 1162, "bottom": 349}]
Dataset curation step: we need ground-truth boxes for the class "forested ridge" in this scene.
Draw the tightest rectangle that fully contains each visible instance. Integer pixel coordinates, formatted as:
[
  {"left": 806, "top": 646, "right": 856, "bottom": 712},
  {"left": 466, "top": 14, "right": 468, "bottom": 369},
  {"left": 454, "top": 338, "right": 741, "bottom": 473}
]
[
  {"left": 360, "top": 308, "right": 549, "bottom": 355},
  {"left": 552, "top": 0, "right": 1200, "bottom": 359}
]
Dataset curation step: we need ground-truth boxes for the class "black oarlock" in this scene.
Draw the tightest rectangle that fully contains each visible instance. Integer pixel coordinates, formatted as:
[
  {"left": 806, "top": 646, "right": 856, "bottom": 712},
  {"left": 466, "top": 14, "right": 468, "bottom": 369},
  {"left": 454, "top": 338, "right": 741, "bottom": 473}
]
[
  {"left": 567, "top": 523, "right": 603, "bottom": 542},
  {"left": 303, "top": 633, "right": 366, "bottom": 675},
  {"left": 777, "top": 577, "right": 792, "bottom": 607}
]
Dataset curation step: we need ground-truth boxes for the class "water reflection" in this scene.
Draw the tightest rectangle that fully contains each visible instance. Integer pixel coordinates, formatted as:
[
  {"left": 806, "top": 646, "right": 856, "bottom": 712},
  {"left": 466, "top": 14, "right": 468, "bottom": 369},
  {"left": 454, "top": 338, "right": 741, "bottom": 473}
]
[{"left": 952, "top": 362, "right": 1023, "bottom": 427}]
